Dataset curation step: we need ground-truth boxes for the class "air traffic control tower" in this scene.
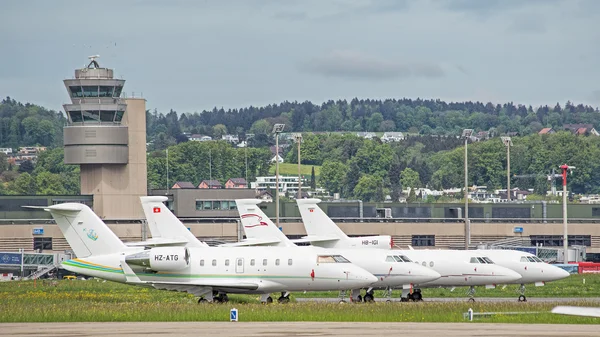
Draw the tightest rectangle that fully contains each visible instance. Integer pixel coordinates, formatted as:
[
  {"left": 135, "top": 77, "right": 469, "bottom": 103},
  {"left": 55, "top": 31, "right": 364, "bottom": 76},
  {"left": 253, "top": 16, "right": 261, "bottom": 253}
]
[{"left": 63, "top": 56, "right": 147, "bottom": 219}]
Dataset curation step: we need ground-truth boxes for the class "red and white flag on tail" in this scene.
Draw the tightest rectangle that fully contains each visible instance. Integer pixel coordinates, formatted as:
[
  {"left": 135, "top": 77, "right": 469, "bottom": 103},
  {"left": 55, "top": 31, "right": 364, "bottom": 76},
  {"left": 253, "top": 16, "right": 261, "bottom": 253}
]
[{"left": 153, "top": 207, "right": 161, "bottom": 213}]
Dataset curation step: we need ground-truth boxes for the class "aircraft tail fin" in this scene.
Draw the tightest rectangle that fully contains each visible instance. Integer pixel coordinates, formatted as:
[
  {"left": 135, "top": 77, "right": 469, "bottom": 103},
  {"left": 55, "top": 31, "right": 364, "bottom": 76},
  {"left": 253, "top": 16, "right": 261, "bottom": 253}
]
[
  {"left": 296, "top": 199, "right": 349, "bottom": 243},
  {"left": 235, "top": 199, "right": 294, "bottom": 247},
  {"left": 140, "top": 196, "right": 208, "bottom": 248},
  {"left": 40, "top": 203, "right": 126, "bottom": 258}
]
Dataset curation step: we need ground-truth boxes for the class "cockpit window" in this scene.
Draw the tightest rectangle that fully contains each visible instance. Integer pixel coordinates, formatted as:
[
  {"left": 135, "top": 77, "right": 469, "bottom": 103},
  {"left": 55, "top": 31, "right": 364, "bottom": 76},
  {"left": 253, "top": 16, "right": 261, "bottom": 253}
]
[
  {"left": 470, "top": 257, "right": 479, "bottom": 263},
  {"left": 534, "top": 257, "right": 543, "bottom": 263},
  {"left": 477, "top": 257, "right": 486, "bottom": 264},
  {"left": 386, "top": 256, "right": 395, "bottom": 262},
  {"left": 393, "top": 256, "right": 403, "bottom": 262},
  {"left": 520, "top": 257, "right": 529, "bottom": 262},
  {"left": 400, "top": 255, "right": 413, "bottom": 262},
  {"left": 482, "top": 257, "right": 494, "bottom": 264},
  {"left": 318, "top": 255, "right": 350, "bottom": 263}
]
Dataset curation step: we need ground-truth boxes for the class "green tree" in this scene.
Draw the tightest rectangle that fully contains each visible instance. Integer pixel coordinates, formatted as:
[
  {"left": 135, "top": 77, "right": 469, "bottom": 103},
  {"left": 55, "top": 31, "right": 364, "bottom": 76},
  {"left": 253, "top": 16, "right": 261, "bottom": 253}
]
[
  {"left": 18, "top": 160, "right": 34, "bottom": 173},
  {"left": 320, "top": 161, "right": 348, "bottom": 194},
  {"left": 249, "top": 119, "right": 272, "bottom": 135},
  {"left": 400, "top": 168, "right": 421, "bottom": 189},
  {"left": 212, "top": 124, "right": 228, "bottom": 138},
  {"left": 310, "top": 166, "right": 316, "bottom": 190},
  {"left": 12, "top": 172, "right": 36, "bottom": 194},
  {"left": 407, "top": 187, "right": 417, "bottom": 203},
  {"left": 35, "top": 171, "right": 67, "bottom": 194},
  {"left": 366, "top": 112, "right": 384, "bottom": 131},
  {"left": 353, "top": 174, "right": 384, "bottom": 202},
  {"left": 0, "top": 153, "right": 7, "bottom": 173}
]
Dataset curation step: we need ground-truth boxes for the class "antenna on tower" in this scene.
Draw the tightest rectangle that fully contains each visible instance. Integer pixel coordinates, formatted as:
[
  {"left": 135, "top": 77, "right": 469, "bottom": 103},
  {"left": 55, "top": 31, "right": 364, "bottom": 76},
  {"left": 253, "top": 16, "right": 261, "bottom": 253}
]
[{"left": 87, "top": 55, "right": 100, "bottom": 69}]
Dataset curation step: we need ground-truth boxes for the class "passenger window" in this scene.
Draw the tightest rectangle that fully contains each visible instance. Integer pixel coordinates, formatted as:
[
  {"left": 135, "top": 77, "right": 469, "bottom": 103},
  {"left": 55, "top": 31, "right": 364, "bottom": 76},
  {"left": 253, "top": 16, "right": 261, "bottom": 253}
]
[
  {"left": 276, "top": 259, "right": 280, "bottom": 266},
  {"left": 386, "top": 256, "right": 395, "bottom": 262},
  {"left": 225, "top": 259, "right": 230, "bottom": 266},
  {"left": 250, "top": 259, "right": 255, "bottom": 266},
  {"left": 200, "top": 259, "right": 204, "bottom": 267},
  {"left": 263, "top": 259, "right": 267, "bottom": 266},
  {"left": 238, "top": 259, "right": 242, "bottom": 266},
  {"left": 393, "top": 256, "right": 403, "bottom": 262},
  {"left": 429, "top": 261, "right": 434, "bottom": 267},
  {"left": 212, "top": 259, "right": 217, "bottom": 266},
  {"left": 422, "top": 261, "right": 426, "bottom": 266},
  {"left": 288, "top": 259, "right": 293, "bottom": 266}
]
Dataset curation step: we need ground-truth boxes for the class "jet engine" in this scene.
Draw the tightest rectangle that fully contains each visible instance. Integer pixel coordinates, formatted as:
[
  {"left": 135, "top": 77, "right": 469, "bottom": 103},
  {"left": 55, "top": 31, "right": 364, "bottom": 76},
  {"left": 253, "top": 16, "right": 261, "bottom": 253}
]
[{"left": 126, "top": 247, "right": 190, "bottom": 272}]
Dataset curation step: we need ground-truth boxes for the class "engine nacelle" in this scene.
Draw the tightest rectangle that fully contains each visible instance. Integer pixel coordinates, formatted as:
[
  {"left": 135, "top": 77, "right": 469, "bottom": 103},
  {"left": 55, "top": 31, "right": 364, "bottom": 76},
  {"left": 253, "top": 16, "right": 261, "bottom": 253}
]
[
  {"left": 126, "top": 247, "right": 190, "bottom": 272},
  {"left": 348, "top": 235, "right": 393, "bottom": 249}
]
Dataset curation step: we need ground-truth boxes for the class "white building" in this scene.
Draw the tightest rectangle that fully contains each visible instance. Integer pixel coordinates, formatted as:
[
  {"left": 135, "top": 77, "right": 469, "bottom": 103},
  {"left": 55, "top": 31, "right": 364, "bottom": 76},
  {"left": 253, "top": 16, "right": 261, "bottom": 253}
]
[
  {"left": 222, "top": 134, "right": 239, "bottom": 144},
  {"left": 189, "top": 134, "right": 212, "bottom": 142},
  {"left": 251, "top": 175, "right": 308, "bottom": 195},
  {"left": 356, "top": 132, "right": 376, "bottom": 139},
  {"left": 0, "top": 148, "right": 12, "bottom": 155},
  {"left": 381, "top": 132, "right": 405, "bottom": 142}
]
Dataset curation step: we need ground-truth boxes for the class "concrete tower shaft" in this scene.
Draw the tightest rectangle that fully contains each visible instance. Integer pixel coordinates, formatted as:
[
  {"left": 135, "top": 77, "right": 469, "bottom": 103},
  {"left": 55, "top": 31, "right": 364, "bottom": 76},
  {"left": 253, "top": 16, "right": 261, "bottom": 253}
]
[{"left": 63, "top": 56, "right": 147, "bottom": 220}]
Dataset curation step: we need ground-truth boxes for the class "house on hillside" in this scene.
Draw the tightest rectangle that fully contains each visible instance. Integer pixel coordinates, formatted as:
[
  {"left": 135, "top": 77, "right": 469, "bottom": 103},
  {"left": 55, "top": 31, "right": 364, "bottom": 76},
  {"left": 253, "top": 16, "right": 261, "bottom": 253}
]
[
  {"left": 222, "top": 134, "right": 239, "bottom": 144},
  {"left": 271, "top": 154, "right": 284, "bottom": 163},
  {"left": 172, "top": 181, "right": 196, "bottom": 189},
  {"left": 357, "top": 132, "right": 376, "bottom": 139},
  {"left": 381, "top": 132, "right": 404, "bottom": 142},
  {"left": 198, "top": 180, "right": 222, "bottom": 189},
  {"left": 563, "top": 124, "right": 599, "bottom": 136},
  {"left": 257, "top": 190, "right": 273, "bottom": 201},
  {"left": 225, "top": 178, "right": 248, "bottom": 189},
  {"left": 189, "top": 134, "right": 213, "bottom": 142},
  {"left": 538, "top": 128, "right": 555, "bottom": 135}
]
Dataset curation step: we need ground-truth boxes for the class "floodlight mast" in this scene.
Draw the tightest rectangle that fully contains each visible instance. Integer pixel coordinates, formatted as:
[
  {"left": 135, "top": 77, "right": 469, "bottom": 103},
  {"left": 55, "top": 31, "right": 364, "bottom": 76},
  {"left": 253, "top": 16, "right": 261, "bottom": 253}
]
[
  {"left": 501, "top": 137, "right": 513, "bottom": 201},
  {"left": 272, "top": 124, "right": 285, "bottom": 229},
  {"left": 462, "top": 129, "right": 474, "bottom": 250},
  {"left": 560, "top": 164, "right": 575, "bottom": 263}
]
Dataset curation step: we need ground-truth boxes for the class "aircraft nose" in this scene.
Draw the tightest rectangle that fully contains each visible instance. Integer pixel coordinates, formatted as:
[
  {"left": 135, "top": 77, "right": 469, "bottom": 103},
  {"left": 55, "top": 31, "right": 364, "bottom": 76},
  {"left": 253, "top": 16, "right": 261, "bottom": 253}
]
[
  {"left": 547, "top": 265, "right": 571, "bottom": 281},
  {"left": 412, "top": 266, "right": 441, "bottom": 283},
  {"left": 499, "top": 267, "right": 522, "bottom": 283}
]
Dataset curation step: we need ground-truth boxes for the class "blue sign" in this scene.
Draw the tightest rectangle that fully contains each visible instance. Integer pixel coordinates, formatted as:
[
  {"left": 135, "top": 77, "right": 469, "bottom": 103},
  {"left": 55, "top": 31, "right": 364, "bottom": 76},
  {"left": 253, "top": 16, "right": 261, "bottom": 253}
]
[
  {"left": 0, "top": 253, "right": 22, "bottom": 265},
  {"left": 230, "top": 308, "right": 238, "bottom": 322},
  {"left": 33, "top": 228, "right": 44, "bottom": 235},
  {"left": 513, "top": 227, "right": 523, "bottom": 234}
]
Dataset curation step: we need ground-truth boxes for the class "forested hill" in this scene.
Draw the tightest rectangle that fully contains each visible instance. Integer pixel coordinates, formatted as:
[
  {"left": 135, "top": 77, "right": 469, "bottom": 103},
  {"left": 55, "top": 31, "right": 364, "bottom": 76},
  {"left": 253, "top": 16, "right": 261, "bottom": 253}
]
[
  {"left": 0, "top": 97, "right": 66, "bottom": 148},
  {"left": 148, "top": 98, "right": 600, "bottom": 146}
]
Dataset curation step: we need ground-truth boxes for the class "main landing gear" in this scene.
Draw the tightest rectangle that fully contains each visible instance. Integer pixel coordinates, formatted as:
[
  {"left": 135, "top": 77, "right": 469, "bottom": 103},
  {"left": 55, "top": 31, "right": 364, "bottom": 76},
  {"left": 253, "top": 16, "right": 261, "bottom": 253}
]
[
  {"left": 348, "top": 288, "right": 375, "bottom": 303},
  {"left": 518, "top": 284, "right": 527, "bottom": 302},
  {"left": 400, "top": 288, "right": 423, "bottom": 302},
  {"left": 197, "top": 292, "right": 228, "bottom": 303},
  {"left": 278, "top": 292, "right": 291, "bottom": 303}
]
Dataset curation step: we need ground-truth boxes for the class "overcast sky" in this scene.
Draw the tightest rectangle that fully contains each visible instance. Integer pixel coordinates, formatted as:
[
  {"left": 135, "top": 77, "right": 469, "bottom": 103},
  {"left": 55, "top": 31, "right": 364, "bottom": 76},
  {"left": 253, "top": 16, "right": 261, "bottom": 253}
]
[{"left": 1, "top": 0, "right": 599, "bottom": 114}]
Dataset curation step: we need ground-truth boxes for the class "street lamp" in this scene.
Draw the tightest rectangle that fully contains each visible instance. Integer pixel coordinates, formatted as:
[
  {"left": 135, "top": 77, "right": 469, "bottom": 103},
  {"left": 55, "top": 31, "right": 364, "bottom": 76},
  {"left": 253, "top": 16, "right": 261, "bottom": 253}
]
[
  {"left": 462, "top": 128, "right": 474, "bottom": 250},
  {"left": 293, "top": 133, "right": 303, "bottom": 199},
  {"left": 166, "top": 148, "right": 169, "bottom": 195},
  {"left": 501, "top": 137, "right": 513, "bottom": 201},
  {"left": 560, "top": 164, "right": 575, "bottom": 263},
  {"left": 273, "top": 124, "right": 285, "bottom": 228}
]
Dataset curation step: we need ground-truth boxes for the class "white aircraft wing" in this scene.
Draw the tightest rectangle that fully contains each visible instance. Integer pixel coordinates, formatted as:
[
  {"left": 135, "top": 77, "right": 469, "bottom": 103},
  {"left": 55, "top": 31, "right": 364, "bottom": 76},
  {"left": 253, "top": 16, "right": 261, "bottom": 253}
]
[
  {"left": 125, "top": 237, "right": 190, "bottom": 247},
  {"left": 218, "top": 237, "right": 283, "bottom": 247},
  {"left": 552, "top": 306, "right": 600, "bottom": 317},
  {"left": 290, "top": 235, "right": 340, "bottom": 244}
]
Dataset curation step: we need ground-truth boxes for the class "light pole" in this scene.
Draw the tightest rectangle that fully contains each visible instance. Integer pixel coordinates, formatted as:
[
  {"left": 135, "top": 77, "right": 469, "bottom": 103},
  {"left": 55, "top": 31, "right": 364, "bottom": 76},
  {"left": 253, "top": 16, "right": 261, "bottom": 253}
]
[
  {"left": 462, "top": 129, "right": 474, "bottom": 250},
  {"left": 293, "top": 133, "right": 303, "bottom": 199},
  {"left": 560, "top": 164, "right": 575, "bottom": 263},
  {"left": 273, "top": 124, "right": 285, "bottom": 228},
  {"left": 166, "top": 148, "right": 169, "bottom": 194},
  {"left": 501, "top": 137, "right": 513, "bottom": 201}
]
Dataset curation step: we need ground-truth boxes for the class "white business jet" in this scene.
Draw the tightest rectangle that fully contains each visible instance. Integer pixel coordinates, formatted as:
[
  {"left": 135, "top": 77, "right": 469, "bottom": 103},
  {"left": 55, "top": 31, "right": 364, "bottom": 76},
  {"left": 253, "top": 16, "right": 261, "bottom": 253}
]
[
  {"left": 473, "top": 249, "right": 570, "bottom": 301},
  {"left": 35, "top": 203, "right": 377, "bottom": 303},
  {"left": 296, "top": 198, "right": 522, "bottom": 301},
  {"left": 139, "top": 197, "right": 441, "bottom": 302}
]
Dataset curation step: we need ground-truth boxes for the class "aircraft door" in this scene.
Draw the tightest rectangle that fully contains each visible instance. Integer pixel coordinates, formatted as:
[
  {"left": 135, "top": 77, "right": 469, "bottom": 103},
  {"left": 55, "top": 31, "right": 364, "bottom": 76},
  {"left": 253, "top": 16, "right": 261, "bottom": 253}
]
[{"left": 235, "top": 258, "right": 244, "bottom": 273}]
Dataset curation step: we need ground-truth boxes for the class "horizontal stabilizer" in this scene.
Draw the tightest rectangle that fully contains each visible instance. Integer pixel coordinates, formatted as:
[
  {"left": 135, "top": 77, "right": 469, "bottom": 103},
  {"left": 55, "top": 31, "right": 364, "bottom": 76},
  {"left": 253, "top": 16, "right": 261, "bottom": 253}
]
[
  {"left": 290, "top": 236, "right": 340, "bottom": 244},
  {"left": 125, "top": 237, "right": 190, "bottom": 247},
  {"left": 551, "top": 306, "right": 600, "bottom": 317},
  {"left": 219, "top": 237, "right": 283, "bottom": 247}
]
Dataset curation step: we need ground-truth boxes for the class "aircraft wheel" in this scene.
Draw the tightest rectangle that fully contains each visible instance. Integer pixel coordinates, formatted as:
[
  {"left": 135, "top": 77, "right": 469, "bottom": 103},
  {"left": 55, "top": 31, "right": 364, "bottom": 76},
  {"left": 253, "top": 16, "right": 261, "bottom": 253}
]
[
  {"left": 468, "top": 298, "right": 475, "bottom": 302},
  {"left": 363, "top": 294, "right": 374, "bottom": 302},
  {"left": 357, "top": 295, "right": 363, "bottom": 302},
  {"left": 400, "top": 297, "right": 409, "bottom": 302},
  {"left": 339, "top": 300, "right": 347, "bottom": 304},
  {"left": 198, "top": 298, "right": 208, "bottom": 304},
  {"left": 518, "top": 295, "right": 527, "bottom": 302},
  {"left": 278, "top": 296, "right": 290, "bottom": 304},
  {"left": 266, "top": 296, "right": 273, "bottom": 304},
  {"left": 222, "top": 294, "right": 229, "bottom": 303},
  {"left": 412, "top": 291, "right": 423, "bottom": 302}
]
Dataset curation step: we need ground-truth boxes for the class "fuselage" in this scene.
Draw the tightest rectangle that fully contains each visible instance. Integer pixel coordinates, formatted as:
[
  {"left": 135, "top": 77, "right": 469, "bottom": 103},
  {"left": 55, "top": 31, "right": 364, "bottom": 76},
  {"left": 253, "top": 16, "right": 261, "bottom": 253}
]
[
  {"left": 475, "top": 249, "right": 570, "bottom": 284},
  {"left": 326, "top": 248, "right": 441, "bottom": 288},
  {"left": 62, "top": 245, "right": 377, "bottom": 294},
  {"left": 398, "top": 250, "right": 522, "bottom": 287}
]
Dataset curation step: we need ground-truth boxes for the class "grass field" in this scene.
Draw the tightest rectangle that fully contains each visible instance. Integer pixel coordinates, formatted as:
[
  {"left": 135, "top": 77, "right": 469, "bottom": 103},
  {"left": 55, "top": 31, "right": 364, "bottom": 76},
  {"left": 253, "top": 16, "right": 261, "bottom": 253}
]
[
  {"left": 0, "top": 277, "right": 599, "bottom": 323},
  {"left": 268, "top": 163, "right": 320, "bottom": 177}
]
